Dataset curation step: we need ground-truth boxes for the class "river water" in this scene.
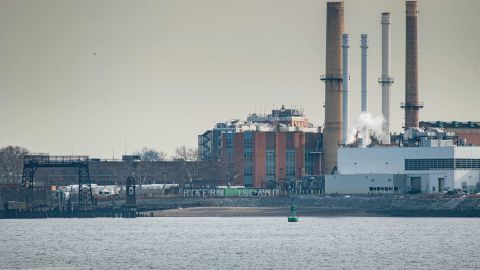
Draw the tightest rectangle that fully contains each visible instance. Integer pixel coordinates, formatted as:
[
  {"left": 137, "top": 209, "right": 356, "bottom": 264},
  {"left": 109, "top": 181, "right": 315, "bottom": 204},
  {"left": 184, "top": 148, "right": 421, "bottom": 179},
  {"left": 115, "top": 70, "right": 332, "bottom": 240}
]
[{"left": 1, "top": 217, "right": 479, "bottom": 269}]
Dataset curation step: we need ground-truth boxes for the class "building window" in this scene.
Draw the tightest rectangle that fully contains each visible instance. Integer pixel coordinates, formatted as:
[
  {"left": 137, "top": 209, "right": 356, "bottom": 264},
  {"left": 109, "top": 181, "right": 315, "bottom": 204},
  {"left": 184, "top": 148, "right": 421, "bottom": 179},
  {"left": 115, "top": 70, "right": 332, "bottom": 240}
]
[
  {"left": 266, "top": 150, "right": 276, "bottom": 163},
  {"left": 456, "top": 159, "right": 480, "bottom": 170},
  {"left": 225, "top": 133, "right": 234, "bottom": 149},
  {"left": 266, "top": 165, "right": 276, "bottom": 176},
  {"left": 286, "top": 150, "right": 295, "bottom": 176},
  {"left": 244, "top": 165, "right": 252, "bottom": 176},
  {"left": 244, "top": 150, "right": 252, "bottom": 162},
  {"left": 226, "top": 150, "right": 234, "bottom": 162},
  {"left": 244, "top": 132, "right": 252, "bottom": 149},
  {"left": 406, "top": 158, "right": 480, "bottom": 170},
  {"left": 405, "top": 159, "right": 454, "bottom": 170},
  {"left": 304, "top": 151, "right": 313, "bottom": 175},
  {"left": 266, "top": 150, "right": 276, "bottom": 180}
]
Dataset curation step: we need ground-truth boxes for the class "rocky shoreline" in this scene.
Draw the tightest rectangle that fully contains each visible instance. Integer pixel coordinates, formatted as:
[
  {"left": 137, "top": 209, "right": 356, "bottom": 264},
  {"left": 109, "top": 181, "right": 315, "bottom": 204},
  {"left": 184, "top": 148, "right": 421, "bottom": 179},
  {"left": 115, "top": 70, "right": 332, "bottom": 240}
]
[
  {"left": 150, "top": 207, "right": 374, "bottom": 217},
  {"left": 131, "top": 195, "right": 480, "bottom": 217}
]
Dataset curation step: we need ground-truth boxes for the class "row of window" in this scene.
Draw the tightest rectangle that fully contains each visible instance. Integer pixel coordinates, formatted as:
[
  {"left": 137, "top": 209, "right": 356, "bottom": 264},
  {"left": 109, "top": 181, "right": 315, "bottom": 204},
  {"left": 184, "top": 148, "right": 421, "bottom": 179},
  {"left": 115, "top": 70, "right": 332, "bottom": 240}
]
[
  {"left": 243, "top": 166, "right": 303, "bottom": 177},
  {"left": 456, "top": 159, "right": 480, "bottom": 169},
  {"left": 225, "top": 147, "right": 314, "bottom": 177},
  {"left": 369, "top": 187, "right": 399, "bottom": 191},
  {"left": 405, "top": 159, "right": 480, "bottom": 170},
  {"left": 405, "top": 159, "right": 454, "bottom": 170}
]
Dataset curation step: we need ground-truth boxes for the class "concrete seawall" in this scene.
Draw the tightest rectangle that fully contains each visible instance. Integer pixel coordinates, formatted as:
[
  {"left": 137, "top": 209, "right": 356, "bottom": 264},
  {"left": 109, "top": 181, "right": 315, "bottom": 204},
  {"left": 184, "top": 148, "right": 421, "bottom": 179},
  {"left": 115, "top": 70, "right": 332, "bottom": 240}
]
[{"left": 122, "top": 196, "right": 480, "bottom": 217}]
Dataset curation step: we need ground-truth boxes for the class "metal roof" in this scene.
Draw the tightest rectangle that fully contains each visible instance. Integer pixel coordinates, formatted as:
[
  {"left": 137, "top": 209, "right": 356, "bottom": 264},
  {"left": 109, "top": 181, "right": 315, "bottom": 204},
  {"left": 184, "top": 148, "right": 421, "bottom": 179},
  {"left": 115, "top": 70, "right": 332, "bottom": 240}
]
[{"left": 420, "top": 121, "right": 480, "bottom": 129}]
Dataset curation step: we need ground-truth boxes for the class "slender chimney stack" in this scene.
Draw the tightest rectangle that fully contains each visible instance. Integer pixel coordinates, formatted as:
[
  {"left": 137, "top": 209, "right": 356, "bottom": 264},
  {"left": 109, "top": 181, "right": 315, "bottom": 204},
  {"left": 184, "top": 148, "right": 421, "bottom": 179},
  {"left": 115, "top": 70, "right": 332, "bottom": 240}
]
[
  {"left": 342, "top": 33, "right": 349, "bottom": 146},
  {"left": 360, "top": 34, "right": 368, "bottom": 147},
  {"left": 402, "top": 0, "right": 423, "bottom": 129},
  {"left": 361, "top": 34, "right": 368, "bottom": 114},
  {"left": 321, "top": 1, "right": 344, "bottom": 174},
  {"left": 379, "top": 12, "right": 394, "bottom": 144}
]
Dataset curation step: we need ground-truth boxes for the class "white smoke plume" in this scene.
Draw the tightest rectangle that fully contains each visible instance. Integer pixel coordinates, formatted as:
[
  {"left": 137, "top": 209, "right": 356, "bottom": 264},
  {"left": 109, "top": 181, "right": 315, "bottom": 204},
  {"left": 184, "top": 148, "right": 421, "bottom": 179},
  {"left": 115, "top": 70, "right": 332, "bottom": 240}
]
[{"left": 346, "top": 112, "right": 384, "bottom": 145}]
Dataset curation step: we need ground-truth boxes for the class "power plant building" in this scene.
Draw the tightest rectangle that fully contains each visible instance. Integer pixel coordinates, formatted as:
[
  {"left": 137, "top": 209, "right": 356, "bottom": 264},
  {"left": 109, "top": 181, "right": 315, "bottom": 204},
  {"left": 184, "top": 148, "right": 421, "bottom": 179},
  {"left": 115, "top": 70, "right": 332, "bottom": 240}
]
[
  {"left": 326, "top": 127, "right": 480, "bottom": 194},
  {"left": 326, "top": 142, "right": 480, "bottom": 194},
  {"left": 198, "top": 106, "right": 322, "bottom": 188},
  {"left": 420, "top": 121, "right": 480, "bottom": 146},
  {"left": 196, "top": 1, "right": 479, "bottom": 194}
]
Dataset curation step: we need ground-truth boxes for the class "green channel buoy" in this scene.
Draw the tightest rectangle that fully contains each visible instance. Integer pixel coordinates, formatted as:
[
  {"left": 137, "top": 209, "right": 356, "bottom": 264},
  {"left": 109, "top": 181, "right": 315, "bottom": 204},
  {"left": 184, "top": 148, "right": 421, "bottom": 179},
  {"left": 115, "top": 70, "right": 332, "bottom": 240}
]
[{"left": 288, "top": 205, "right": 299, "bottom": 222}]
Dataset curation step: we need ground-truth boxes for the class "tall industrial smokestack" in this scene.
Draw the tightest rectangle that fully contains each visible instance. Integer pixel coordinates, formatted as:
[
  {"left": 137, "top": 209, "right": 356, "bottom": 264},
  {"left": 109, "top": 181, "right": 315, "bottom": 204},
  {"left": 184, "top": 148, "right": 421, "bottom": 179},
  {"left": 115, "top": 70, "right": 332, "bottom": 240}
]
[
  {"left": 360, "top": 34, "right": 368, "bottom": 147},
  {"left": 361, "top": 34, "right": 368, "bottom": 113},
  {"left": 379, "top": 12, "right": 394, "bottom": 144},
  {"left": 321, "top": 1, "right": 344, "bottom": 174},
  {"left": 342, "top": 33, "right": 349, "bottom": 146},
  {"left": 402, "top": 0, "right": 423, "bottom": 129}
]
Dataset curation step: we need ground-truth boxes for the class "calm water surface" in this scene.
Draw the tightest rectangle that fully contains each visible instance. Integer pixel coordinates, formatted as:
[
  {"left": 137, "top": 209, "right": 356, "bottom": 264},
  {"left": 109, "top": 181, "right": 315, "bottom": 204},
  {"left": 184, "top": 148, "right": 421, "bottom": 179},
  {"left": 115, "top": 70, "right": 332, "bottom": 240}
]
[{"left": 1, "top": 217, "right": 479, "bottom": 269}]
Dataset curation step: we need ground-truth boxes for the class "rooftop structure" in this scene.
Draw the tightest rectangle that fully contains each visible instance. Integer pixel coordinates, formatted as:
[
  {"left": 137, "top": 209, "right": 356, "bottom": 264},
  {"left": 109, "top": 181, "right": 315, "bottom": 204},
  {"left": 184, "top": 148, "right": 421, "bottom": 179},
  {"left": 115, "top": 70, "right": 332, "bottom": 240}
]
[
  {"left": 397, "top": 127, "right": 458, "bottom": 147},
  {"left": 247, "top": 105, "right": 310, "bottom": 129},
  {"left": 421, "top": 121, "right": 480, "bottom": 129},
  {"left": 420, "top": 121, "right": 480, "bottom": 146}
]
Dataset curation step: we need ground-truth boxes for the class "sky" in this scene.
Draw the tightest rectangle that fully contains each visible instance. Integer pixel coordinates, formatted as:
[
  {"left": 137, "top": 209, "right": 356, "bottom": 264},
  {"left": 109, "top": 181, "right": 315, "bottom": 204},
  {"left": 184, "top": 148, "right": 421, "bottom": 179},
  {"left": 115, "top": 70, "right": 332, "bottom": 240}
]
[{"left": 0, "top": 0, "right": 479, "bottom": 159}]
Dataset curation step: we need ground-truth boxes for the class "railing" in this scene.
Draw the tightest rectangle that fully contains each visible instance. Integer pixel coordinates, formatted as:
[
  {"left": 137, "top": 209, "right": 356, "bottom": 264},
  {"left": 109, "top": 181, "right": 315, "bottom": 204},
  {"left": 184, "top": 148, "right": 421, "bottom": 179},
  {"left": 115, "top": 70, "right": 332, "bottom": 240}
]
[
  {"left": 378, "top": 75, "right": 394, "bottom": 84},
  {"left": 320, "top": 74, "right": 342, "bottom": 81},
  {"left": 24, "top": 155, "right": 89, "bottom": 164},
  {"left": 400, "top": 101, "right": 424, "bottom": 109}
]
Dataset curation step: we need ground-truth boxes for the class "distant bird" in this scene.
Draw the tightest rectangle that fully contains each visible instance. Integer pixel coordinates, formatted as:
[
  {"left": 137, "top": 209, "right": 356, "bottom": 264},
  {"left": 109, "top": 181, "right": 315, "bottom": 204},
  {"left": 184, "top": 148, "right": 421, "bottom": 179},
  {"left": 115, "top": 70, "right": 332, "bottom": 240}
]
[{"left": 93, "top": 52, "right": 96, "bottom": 56}]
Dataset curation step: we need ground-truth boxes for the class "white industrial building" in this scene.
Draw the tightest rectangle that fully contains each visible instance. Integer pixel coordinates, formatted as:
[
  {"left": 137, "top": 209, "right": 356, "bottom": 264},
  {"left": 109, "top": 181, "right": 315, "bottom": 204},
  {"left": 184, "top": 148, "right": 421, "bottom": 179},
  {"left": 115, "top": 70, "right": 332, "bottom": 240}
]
[
  {"left": 326, "top": 174, "right": 407, "bottom": 194},
  {"left": 325, "top": 144, "right": 480, "bottom": 194}
]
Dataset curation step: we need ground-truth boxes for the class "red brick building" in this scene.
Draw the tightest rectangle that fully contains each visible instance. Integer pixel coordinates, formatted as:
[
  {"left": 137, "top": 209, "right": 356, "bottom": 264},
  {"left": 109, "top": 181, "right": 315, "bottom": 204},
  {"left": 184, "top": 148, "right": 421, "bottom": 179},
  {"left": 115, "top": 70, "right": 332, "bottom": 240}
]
[
  {"left": 221, "top": 131, "right": 322, "bottom": 188},
  {"left": 201, "top": 106, "right": 323, "bottom": 188}
]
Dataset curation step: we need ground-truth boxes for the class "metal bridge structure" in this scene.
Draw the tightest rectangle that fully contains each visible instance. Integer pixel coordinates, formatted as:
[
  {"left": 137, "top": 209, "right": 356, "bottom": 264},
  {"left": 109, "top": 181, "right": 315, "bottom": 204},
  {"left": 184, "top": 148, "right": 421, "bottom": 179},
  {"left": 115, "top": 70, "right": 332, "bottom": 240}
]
[{"left": 21, "top": 155, "right": 94, "bottom": 210}]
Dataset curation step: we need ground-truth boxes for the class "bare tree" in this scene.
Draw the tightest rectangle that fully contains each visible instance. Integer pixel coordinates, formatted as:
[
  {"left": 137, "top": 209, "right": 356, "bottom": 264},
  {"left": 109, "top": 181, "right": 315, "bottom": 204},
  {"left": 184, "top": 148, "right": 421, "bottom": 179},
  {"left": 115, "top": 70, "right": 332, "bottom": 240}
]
[
  {"left": 127, "top": 147, "right": 168, "bottom": 186},
  {"left": 130, "top": 162, "right": 151, "bottom": 187},
  {"left": 218, "top": 155, "right": 242, "bottom": 187},
  {"left": 134, "top": 147, "right": 167, "bottom": 161},
  {"left": 173, "top": 146, "right": 202, "bottom": 185},
  {"left": 0, "top": 146, "right": 29, "bottom": 183}
]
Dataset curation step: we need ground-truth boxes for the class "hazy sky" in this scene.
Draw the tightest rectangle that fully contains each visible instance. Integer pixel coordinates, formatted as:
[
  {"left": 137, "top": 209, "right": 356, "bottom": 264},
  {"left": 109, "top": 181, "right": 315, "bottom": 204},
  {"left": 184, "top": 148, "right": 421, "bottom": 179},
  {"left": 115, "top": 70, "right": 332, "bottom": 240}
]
[{"left": 0, "top": 0, "right": 479, "bottom": 158}]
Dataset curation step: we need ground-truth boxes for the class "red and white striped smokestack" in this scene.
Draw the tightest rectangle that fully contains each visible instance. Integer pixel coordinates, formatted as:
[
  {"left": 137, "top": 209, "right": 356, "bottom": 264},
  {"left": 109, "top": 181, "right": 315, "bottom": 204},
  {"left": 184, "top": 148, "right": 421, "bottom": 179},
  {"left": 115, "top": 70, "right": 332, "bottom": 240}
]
[{"left": 402, "top": 0, "right": 423, "bottom": 129}]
